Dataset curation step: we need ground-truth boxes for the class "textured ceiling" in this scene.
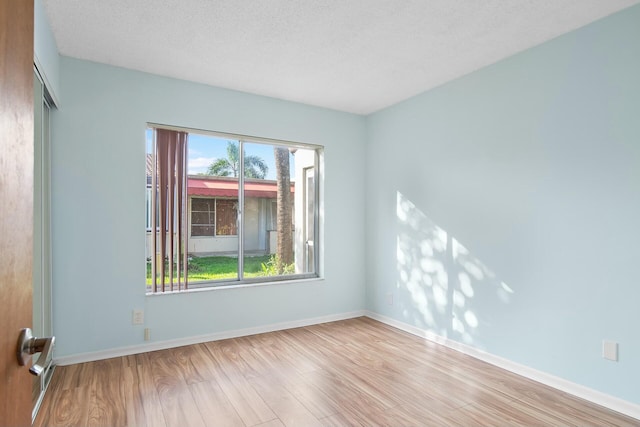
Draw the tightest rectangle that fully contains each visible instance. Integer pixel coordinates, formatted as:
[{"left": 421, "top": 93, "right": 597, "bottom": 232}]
[{"left": 43, "top": 0, "right": 639, "bottom": 115}]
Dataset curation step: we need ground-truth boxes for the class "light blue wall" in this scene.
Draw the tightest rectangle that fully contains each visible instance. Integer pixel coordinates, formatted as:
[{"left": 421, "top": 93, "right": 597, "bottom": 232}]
[
  {"left": 365, "top": 5, "right": 640, "bottom": 404},
  {"left": 47, "top": 2, "right": 639, "bottom": 406},
  {"left": 51, "top": 57, "right": 366, "bottom": 357},
  {"left": 34, "top": 0, "right": 60, "bottom": 103}
]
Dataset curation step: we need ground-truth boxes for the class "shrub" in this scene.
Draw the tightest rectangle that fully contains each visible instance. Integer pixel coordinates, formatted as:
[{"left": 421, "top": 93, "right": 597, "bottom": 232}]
[{"left": 261, "top": 254, "right": 295, "bottom": 276}]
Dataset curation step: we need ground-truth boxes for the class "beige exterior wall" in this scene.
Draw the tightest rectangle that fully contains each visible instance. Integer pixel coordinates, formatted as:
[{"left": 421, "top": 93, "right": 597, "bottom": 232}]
[
  {"left": 145, "top": 197, "right": 272, "bottom": 257},
  {"left": 293, "top": 149, "right": 316, "bottom": 274}
]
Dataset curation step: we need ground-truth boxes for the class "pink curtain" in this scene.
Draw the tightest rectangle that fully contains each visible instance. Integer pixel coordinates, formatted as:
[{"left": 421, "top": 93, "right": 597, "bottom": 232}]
[{"left": 154, "top": 129, "right": 188, "bottom": 292}]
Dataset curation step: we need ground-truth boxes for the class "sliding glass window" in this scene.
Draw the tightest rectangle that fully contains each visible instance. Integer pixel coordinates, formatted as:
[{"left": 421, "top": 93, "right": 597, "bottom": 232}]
[{"left": 145, "top": 126, "right": 320, "bottom": 293}]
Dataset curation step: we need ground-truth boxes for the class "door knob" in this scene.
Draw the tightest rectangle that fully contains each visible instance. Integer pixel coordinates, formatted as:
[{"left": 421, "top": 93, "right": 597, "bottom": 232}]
[{"left": 16, "top": 328, "right": 55, "bottom": 376}]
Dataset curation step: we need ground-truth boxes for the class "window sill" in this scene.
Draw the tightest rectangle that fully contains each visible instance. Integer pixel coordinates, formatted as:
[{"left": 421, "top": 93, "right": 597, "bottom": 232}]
[{"left": 145, "top": 276, "right": 324, "bottom": 296}]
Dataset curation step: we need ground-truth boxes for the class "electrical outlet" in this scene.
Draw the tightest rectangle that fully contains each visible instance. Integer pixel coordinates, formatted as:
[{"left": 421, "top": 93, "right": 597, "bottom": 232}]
[
  {"left": 387, "top": 292, "right": 393, "bottom": 306},
  {"left": 132, "top": 309, "right": 144, "bottom": 325},
  {"left": 144, "top": 328, "right": 151, "bottom": 341},
  {"left": 603, "top": 340, "right": 618, "bottom": 361}
]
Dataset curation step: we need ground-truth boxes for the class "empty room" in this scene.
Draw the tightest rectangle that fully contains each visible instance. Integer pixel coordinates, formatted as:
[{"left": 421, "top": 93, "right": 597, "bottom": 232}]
[{"left": 1, "top": 0, "right": 639, "bottom": 425}]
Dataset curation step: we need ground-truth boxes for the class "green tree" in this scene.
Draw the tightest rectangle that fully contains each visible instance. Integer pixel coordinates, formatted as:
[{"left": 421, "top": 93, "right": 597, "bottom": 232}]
[{"left": 207, "top": 141, "right": 268, "bottom": 179}]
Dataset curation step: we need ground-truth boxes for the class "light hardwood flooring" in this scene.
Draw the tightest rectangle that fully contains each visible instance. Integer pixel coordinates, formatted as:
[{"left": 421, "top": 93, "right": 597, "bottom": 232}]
[{"left": 34, "top": 317, "right": 639, "bottom": 426}]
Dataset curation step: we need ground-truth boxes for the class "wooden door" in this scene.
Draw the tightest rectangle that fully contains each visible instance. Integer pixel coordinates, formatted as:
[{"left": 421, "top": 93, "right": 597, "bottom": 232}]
[{"left": 0, "top": 0, "right": 35, "bottom": 426}]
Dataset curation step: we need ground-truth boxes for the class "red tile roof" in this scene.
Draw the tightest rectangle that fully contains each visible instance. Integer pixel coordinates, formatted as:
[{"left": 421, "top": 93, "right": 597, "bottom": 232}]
[{"left": 187, "top": 176, "right": 294, "bottom": 199}]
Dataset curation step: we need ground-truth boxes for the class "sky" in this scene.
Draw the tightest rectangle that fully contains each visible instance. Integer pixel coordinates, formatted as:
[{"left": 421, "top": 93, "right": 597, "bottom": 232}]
[{"left": 146, "top": 129, "right": 295, "bottom": 181}]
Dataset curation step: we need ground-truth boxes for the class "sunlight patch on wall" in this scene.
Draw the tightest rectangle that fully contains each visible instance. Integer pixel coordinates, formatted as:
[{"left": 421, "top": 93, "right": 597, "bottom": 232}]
[
  {"left": 396, "top": 191, "right": 514, "bottom": 348},
  {"left": 396, "top": 193, "right": 449, "bottom": 336}
]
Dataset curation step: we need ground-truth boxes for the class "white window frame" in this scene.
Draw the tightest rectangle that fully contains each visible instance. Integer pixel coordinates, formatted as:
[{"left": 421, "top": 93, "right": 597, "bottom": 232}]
[{"left": 146, "top": 124, "right": 322, "bottom": 292}]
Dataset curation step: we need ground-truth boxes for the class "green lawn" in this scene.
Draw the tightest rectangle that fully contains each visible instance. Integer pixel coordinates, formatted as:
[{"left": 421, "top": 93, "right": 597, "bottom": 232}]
[{"left": 146, "top": 255, "right": 272, "bottom": 284}]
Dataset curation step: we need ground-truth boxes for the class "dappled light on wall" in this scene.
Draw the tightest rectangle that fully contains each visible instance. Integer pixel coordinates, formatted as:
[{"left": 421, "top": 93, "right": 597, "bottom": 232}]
[
  {"left": 396, "top": 191, "right": 513, "bottom": 348},
  {"left": 396, "top": 192, "right": 449, "bottom": 337}
]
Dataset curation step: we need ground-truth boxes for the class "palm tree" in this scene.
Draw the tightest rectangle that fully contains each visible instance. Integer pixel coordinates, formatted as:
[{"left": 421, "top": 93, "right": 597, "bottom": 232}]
[
  {"left": 207, "top": 141, "right": 268, "bottom": 179},
  {"left": 274, "top": 147, "right": 293, "bottom": 273}
]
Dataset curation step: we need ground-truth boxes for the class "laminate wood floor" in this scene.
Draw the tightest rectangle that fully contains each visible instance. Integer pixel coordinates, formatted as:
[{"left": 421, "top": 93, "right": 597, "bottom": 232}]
[{"left": 34, "top": 317, "right": 638, "bottom": 427}]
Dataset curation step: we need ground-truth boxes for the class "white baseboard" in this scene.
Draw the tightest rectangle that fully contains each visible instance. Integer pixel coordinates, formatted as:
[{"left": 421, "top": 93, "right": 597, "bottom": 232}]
[
  {"left": 365, "top": 310, "right": 640, "bottom": 421},
  {"left": 54, "top": 310, "right": 365, "bottom": 366},
  {"left": 53, "top": 309, "right": 639, "bottom": 420}
]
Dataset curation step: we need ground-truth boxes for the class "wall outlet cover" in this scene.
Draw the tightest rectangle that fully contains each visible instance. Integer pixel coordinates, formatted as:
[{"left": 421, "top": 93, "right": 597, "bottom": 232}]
[
  {"left": 132, "top": 309, "right": 144, "bottom": 325},
  {"left": 602, "top": 340, "right": 618, "bottom": 361}
]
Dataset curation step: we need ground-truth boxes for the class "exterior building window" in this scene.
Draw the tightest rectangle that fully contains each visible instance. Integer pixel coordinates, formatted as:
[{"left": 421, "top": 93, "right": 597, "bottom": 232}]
[
  {"left": 215, "top": 199, "right": 238, "bottom": 235},
  {"left": 190, "top": 198, "right": 238, "bottom": 236},
  {"left": 145, "top": 126, "right": 321, "bottom": 292},
  {"left": 190, "top": 198, "right": 216, "bottom": 236}
]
